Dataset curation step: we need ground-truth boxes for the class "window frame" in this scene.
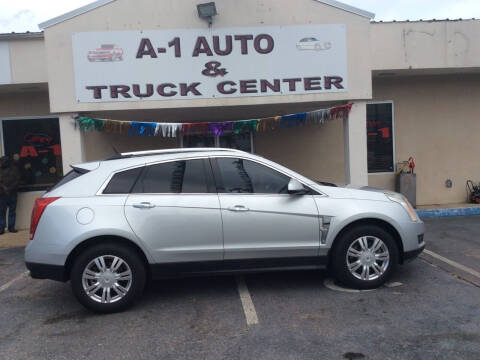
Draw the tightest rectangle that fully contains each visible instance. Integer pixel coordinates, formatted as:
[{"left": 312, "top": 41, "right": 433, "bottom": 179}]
[
  {"left": 366, "top": 100, "right": 396, "bottom": 175},
  {"left": 0, "top": 115, "right": 63, "bottom": 192},
  {"left": 210, "top": 155, "right": 320, "bottom": 196}
]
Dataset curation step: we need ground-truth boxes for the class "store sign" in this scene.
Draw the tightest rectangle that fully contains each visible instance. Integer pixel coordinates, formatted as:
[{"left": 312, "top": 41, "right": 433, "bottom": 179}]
[{"left": 72, "top": 24, "right": 347, "bottom": 103}]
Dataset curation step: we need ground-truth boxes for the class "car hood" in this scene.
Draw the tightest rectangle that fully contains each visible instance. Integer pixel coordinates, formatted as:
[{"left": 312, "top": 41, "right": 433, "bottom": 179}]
[{"left": 312, "top": 181, "right": 391, "bottom": 201}]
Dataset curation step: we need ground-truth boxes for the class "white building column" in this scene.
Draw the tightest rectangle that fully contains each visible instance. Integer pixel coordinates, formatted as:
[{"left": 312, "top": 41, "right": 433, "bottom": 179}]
[
  {"left": 343, "top": 101, "right": 368, "bottom": 185},
  {"left": 59, "top": 113, "right": 85, "bottom": 174}
]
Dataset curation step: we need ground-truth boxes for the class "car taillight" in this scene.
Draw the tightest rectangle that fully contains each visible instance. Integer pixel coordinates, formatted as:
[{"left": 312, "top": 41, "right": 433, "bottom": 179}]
[{"left": 30, "top": 197, "right": 60, "bottom": 240}]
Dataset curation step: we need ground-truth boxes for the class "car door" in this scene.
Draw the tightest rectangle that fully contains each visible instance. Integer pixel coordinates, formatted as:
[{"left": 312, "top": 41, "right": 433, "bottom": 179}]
[
  {"left": 124, "top": 158, "right": 223, "bottom": 268},
  {"left": 211, "top": 157, "right": 321, "bottom": 267}
]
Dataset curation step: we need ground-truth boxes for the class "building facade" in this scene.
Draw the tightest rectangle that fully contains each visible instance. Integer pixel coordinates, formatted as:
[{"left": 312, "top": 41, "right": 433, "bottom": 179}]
[{"left": 1, "top": 0, "right": 480, "bottom": 229}]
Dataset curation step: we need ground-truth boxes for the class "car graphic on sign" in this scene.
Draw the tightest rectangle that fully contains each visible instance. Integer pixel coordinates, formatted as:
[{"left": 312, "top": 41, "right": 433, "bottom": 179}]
[
  {"left": 296, "top": 37, "right": 332, "bottom": 51},
  {"left": 87, "top": 44, "right": 124, "bottom": 62},
  {"left": 24, "top": 133, "right": 53, "bottom": 147}
]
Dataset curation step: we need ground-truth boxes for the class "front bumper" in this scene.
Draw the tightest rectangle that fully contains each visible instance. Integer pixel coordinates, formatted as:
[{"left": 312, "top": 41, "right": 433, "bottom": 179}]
[
  {"left": 397, "top": 219, "right": 425, "bottom": 263},
  {"left": 25, "top": 262, "right": 68, "bottom": 282},
  {"left": 403, "top": 244, "right": 425, "bottom": 262}
]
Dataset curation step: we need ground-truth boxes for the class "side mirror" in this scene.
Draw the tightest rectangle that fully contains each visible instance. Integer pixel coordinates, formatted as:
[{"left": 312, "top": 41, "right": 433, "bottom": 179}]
[{"left": 288, "top": 178, "right": 307, "bottom": 194}]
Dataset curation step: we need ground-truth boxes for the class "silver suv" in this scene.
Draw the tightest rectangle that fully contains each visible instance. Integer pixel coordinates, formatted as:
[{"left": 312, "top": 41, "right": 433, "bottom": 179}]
[{"left": 25, "top": 148, "right": 425, "bottom": 313}]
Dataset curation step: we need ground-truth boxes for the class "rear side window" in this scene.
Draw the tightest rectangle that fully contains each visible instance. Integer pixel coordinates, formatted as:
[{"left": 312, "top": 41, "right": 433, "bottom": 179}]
[
  {"left": 103, "top": 167, "right": 143, "bottom": 194},
  {"left": 49, "top": 169, "right": 87, "bottom": 192},
  {"left": 132, "top": 159, "right": 209, "bottom": 194}
]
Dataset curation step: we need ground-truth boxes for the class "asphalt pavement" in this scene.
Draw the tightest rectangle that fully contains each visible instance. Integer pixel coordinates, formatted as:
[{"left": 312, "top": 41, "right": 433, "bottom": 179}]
[{"left": 0, "top": 217, "right": 479, "bottom": 360}]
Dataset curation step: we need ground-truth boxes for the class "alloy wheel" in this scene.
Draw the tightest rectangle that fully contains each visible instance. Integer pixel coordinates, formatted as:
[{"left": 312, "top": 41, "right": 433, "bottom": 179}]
[
  {"left": 346, "top": 236, "right": 390, "bottom": 281},
  {"left": 81, "top": 255, "right": 133, "bottom": 303}
]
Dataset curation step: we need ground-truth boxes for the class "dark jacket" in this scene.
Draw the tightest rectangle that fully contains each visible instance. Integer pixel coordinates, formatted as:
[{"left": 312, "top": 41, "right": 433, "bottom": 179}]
[{"left": 0, "top": 158, "right": 20, "bottom": 197}]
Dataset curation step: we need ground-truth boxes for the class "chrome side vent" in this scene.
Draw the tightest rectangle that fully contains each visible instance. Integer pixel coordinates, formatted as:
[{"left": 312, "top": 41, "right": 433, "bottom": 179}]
[{"left": 319, "top": 216, "right": 332, "bottom": 245}]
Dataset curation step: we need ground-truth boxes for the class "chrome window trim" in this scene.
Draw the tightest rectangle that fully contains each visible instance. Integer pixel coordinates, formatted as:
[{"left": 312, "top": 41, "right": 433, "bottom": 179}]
[{"left": 96, "top": 154, "right": 327, "bottom": 197}]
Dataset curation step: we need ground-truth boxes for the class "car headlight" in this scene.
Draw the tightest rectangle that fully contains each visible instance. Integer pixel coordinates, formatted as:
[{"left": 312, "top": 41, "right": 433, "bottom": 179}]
[{"left": 385, "top": 192, "right": 421, "bottom": 222}]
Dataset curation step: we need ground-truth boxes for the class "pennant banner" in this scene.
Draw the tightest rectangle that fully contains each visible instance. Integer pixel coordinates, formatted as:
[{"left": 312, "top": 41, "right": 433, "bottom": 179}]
[{"left": 75, "top": 104, "right": 352, "bottom": 137}]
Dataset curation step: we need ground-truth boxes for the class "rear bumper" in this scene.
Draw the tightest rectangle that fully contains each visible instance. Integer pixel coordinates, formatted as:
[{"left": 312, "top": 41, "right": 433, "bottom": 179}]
[{"left": 25, "top": 262, "right": 68, "bottom": 282}]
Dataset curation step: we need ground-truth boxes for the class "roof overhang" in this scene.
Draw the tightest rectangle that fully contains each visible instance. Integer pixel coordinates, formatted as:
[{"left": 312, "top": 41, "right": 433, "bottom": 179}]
[
  {"left": 0, "top": 32, "right": 44, "bottom": 40},
  {"left": 39, "top": 0, "right": 374, "bottom": 30},
  {"left": 314, "top": 0, "right": 375, "bottom": 19},
  {"left": 39, "top": 0, "right": 116, "bottom": 29}
]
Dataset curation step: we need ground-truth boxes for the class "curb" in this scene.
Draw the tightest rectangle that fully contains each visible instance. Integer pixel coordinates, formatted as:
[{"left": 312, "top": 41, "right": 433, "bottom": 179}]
[{"left": 417, "top": 206, "right": 480, "bottom": 219}]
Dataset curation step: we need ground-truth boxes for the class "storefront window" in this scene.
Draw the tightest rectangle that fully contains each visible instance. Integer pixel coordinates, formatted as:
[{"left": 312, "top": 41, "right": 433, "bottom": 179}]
[
  {"left": 1, "top": 117, "right": 63, "bottom": 191},
  {"left": 219, "top": 133, "right": 252, "bottom": 153},
  {"left": 183, "top": 134, "right": 215, "bottom": 148},
  {"left": 183, "top": 132, "right": 253, "bottom": 153},
  {"left": 367, "top": 102, "right": 394, "bottom": 173}
]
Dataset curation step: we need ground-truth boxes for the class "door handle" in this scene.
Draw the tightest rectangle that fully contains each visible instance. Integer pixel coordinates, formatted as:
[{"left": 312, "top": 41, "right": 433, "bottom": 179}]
[
  {"left": 227, "top": 205, "right": 249, "bottom": 212},
  {"left": 132, "top": 202, "right": 156, "bottom": 209}
]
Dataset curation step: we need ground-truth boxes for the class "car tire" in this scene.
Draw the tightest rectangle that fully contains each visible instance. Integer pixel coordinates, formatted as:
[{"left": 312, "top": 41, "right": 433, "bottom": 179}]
[
  {"left": 331, "top": 225, "right": 399, "bottom": 290},
  {"left": 71, "top": 243, "right": 146, "bottom": 313}
]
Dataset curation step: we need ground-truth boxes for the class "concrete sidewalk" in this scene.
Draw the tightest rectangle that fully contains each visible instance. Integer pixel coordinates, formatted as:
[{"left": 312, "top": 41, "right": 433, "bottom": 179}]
[{"left": 0, "top": 230, "right": 29, "bottom": 250}]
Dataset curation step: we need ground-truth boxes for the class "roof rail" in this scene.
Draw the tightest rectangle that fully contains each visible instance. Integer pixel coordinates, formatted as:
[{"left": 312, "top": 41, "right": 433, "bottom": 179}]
[{"left": 119, "top": 147, "right": 246, "bottom": 157}]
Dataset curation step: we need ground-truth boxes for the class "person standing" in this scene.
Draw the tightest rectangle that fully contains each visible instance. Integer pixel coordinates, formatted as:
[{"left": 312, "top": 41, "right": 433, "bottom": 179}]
[{"left": 0, "top": 156, "right": 20, "bottom": 234}]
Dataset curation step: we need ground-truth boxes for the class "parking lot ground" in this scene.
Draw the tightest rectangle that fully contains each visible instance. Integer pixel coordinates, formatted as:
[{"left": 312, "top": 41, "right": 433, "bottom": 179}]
[
  {"left": 421, "top": 216, "right": 480, "bottom": 286},
  {"left": 1, "top": 217, "right": 480, "bottom": 360}
]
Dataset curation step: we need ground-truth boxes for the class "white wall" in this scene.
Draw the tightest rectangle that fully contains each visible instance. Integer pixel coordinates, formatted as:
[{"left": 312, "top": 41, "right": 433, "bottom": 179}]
[
  {"left": 371, "top": 20, "right": 480, "bottom": 71},
  {"left": 0, "top": 42, "right": 11, "bottom": 85},
  {"left": 9, "top": 39, "right": 48, "bottom": 84},
  {"left": 369, "top": 74, "right": 480, "bottom": 205}
]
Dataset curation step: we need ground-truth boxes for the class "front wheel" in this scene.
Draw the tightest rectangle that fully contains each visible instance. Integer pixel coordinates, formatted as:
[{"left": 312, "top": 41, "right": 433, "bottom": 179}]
[
  {"left": 331, "top": 225, "right": 399, "bottom": 289},
  {"left": 71, "top": 243, "right": 146, "bottom": 313}
]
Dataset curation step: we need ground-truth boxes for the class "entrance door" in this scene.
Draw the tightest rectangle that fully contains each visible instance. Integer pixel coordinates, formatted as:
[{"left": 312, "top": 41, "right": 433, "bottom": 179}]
[
  {"left": 124, "top": 158, "right": 223, "bottom": 266},
  {"left": 212, "top": 157, "right": 320, "bottom": 266}
]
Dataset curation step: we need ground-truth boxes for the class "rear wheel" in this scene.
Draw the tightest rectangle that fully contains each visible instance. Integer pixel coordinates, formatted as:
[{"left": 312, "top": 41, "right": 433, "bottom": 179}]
[
  {"left": 71, "top": 243, "right": 146, "bottom": 313},
  {"left": 331, "top": 225, "right": 399, "bottom": 289}
]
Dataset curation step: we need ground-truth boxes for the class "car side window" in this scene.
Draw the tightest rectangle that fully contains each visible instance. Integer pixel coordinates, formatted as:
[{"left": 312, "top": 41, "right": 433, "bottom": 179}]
[
  {"left": 103, "top": 167, "right": 143, "bottom": 194},
  {"left": 215, "top": 158, "right": 291, "bottom": 194},
  {"left": 132, "top": 159, "right": 209, "bottom": 194}
]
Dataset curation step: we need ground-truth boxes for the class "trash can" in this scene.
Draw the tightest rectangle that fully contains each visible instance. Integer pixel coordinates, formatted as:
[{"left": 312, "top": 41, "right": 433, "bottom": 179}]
[{"left": 396, "top": 173, "right": 416, "bottom": 208}]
